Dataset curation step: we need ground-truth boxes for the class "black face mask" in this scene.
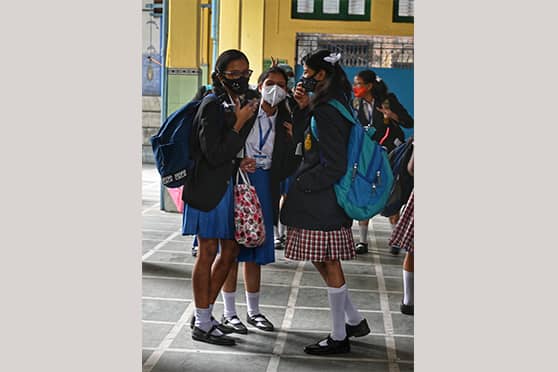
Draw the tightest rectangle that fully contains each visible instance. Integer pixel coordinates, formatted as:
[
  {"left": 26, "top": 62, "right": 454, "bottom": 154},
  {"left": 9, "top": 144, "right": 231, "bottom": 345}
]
[
  {"left": 300, "top": 74, "right": 319, "bottom": 92},
  {"left": 222, "top": 76, "right": 250, "bottom": 95}
]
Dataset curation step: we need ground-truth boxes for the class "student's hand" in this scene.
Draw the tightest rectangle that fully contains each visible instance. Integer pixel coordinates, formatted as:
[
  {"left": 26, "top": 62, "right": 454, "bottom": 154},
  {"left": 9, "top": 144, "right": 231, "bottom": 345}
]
[
  {"left": 283, "top": 121, "right": 293, "bottom": 139},
  {"left": 293, "top": 82, "right": 310, "bottom": 109},
  {"left": 240, "top": 157, "right": 257, "bottom": 173},
  {"left": 376, "top": 105, "right": 399, "bottom": 123},
  {"left": 233, "top": 98, "right": 258, "bottom": 131}
]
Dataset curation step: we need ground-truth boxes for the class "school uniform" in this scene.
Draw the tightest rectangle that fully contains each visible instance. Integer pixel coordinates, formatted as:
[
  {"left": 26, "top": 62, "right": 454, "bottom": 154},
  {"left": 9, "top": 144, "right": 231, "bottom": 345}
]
[
  {"left": 237, "top": 103, "right": 301, "bottom": 264},
  {"left": 182, "top": 92, "right": 256, "bottom": 239},
  {"left": 354, "top": 93, "right": 413, "bottom": 152},
  {"left": 280, "top": 100, "right": 356, "bottom": 262}
]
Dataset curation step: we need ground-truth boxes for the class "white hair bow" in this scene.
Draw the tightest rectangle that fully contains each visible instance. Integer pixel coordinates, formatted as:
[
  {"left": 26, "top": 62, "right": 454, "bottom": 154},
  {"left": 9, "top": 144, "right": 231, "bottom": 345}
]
[
  {"left": 376, "top": 75, "right": 382, "bottom": 82},
  {"left": 323, "top": 52, "right": 342, "bottom": 65}
]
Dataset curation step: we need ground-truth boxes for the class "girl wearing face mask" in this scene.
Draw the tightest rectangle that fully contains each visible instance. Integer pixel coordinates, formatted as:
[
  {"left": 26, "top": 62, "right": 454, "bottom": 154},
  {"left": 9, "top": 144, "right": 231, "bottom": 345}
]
[
  {"left": 352, "top": 70, "right": 414, "bottom": 255},
  {"left": 280, "top": 50, "right": 371, "bottom": 355},
  {"left": 218, "top": 66, "right": 302, "bottom": 334},
  {"left": 182, "top": 49, "right": 259, "bottom": 346}
]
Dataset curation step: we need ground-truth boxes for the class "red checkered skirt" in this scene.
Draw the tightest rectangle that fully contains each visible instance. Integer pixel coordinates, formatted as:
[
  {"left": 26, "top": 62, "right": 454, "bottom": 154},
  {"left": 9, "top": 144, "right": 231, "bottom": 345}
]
[
  {"left": 285, "top": 226, "right": 356, "bottom": 262},
  {"left": 389, "top": 190, "right": 414, "bottom": 253}
]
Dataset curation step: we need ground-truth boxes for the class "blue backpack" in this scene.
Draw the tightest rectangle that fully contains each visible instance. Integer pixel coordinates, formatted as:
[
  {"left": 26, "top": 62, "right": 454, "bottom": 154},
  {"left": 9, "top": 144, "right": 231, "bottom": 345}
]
[
  {"left": 150, "top": 91, "right": 215, "bottom": 188},
  {"left": 310, "top": 100, "right": 394, "bottom": 220},
  {"left": 381, "top": 138, "right": 414, "bottom": 217}
]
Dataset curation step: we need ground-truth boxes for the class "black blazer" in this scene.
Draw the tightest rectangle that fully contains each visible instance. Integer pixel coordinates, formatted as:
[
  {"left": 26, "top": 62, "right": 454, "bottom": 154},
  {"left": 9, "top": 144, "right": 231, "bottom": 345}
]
[
  {"left": 280, "top": 102, "right": 353, "bottom": 231},
  {"left": 182, "top": 93, "right": 256, "bottom": 211},
  {"left": 354, "top": 93, "right": 413, "bottom": 152}
]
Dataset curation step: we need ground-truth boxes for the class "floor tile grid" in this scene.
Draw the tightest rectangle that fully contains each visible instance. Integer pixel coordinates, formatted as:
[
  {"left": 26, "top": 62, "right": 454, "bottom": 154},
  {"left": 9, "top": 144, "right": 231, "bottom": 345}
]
[{"left": 141, "top": 167, "right": 413, "bottom": 371}]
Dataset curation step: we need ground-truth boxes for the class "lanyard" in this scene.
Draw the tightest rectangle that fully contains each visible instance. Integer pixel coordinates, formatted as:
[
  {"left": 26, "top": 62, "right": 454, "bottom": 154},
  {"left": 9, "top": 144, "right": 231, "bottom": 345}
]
[{"left": 258, "top": 115, "right": 273, "bottom": 152}]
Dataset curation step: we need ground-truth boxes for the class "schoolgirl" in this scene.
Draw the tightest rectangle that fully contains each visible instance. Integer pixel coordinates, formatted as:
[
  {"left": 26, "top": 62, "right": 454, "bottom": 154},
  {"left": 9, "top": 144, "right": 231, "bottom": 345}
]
[
  {"left": 219, "top": 66, "right": 302, "bottom": 334},
  {"left": 352, "top": 69, "right": 414, "bottom": 254},
  {"left": 280, "top": 49, "right": 371, "bottom": 355},
  {"left": 182, "top": 49, "right": 258, "bottom": 346}
]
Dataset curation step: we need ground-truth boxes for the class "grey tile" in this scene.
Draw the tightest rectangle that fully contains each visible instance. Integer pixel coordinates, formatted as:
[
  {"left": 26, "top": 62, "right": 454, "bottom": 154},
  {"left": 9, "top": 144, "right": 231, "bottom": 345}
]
[
  {"left": 391, "top": 313, "right": 414, "bottom": 336},
  {"left": 151, "top": 350, "right": 271, "bottom": 372},
  {"left": 252, "top": 269, "right": 295, "bottom": 287},
  {"left": 394, "top": 336, "right": 414, "bottom": 362},
  {"left": 398, "top": 362, "right": 415, "bottom": 371},
  {"left": 299, "top": 271, "right": 378, "bottom": 291},
  {"left": 303, "top": 261, "right": 376, "bottom": 275},
  {"left": 215, "top": 285, "right": 291, "bottom": 307},
  {"left": 143, "top": 298, "right": 190, "bottom": 322},
  {"left": 385, "top": 277, "right": 404, "bottom": 292},
  {"left": 295, "top": 287, "right": 381, "bottom": 311},
  {"left": 143, "top": 261, "right": 193, "bottom": 279},
  {"left": 290, "top": 308, "right": 385, "bottom": 334},
  {"left": 142, "top": 349, "right": 153, "bottom": 364},
  {"left": 382, "top": 264, "right": 404, "bottom": 277},
  {"left": 143, "top": 323, "right": 174, "bottom": 348},
  {"left": 143, "top": 230, "right": 177, "bottom": 241},
  {"left": 148, "top": 250, "right": 196, "bottom": 265},
  {"left": 278, "top": 356, "right": 389, "bottom": 372},
  {"left": 159, "top": 240, "right": 192, "bottom": 252},
  {"left": 264, "top": 257, "right": 299, "bottom": 271},
  {"left": 388, "top": 292, "right": 404, "bottom": 312},
  {"left": 282, "top": 331, "right": 388, "bottom": 360},
  {"left": 142, "top": 277, "right": 192, "bottom": 300}
]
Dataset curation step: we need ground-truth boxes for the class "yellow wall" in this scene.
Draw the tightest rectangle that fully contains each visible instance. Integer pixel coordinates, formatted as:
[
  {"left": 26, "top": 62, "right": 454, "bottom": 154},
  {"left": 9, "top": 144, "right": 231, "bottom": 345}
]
[
  {"left": 219, "top": 0, "right": 241, "bottom": 52},
  {"left": 263, "top": 0, "right": 414, "bottom": 67},
  {"left": 166, "top": 0, "right": 199, "bottom": 68}
]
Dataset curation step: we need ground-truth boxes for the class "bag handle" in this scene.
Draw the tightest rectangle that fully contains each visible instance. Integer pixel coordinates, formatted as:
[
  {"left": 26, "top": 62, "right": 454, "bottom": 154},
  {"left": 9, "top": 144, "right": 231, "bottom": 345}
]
[{"left": 236, "top": 168, "right": 251, "bottom": 186}]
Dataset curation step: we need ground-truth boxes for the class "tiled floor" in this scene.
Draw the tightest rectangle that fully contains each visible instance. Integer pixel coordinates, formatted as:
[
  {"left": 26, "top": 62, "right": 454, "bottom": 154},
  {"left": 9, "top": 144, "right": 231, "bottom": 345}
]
[{"left": 142, "top": 164, "right": 414, "bottom": 372}]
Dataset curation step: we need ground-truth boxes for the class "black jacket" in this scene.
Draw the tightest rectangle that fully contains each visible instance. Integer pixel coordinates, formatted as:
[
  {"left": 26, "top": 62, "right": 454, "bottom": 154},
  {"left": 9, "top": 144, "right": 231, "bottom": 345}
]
[
  {"left": 280, "top": 102, "right": 353, "bottom": 231},
  {"left": 354, "top": 93, "right": 413, "bottom": 152},
  {"left": 182, "top": 93, "right": 256, "bottom": 211}
]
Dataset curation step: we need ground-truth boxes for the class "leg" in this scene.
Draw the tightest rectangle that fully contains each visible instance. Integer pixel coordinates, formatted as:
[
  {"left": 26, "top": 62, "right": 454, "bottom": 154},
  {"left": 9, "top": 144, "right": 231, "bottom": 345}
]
[
  {"left": 401, "top": 251, "right": 414, "bottom": 315},
  {"left": 220, "top": 261, "right": 249, "bottom": 334},
  {"left": 389, "top": 213, "right": 402, "bottom": 255},
  {"left": 209, "top": 239, "right": 240, "bottom": 305},
  {"left": 355, "top": 219, "right": 369, "bottom": 254},
  {"left": 192, "top": 238, "right": 218, "bottom": 310},
  {"left": 244, "top": 262, "right": 274, "bottom": 331}
]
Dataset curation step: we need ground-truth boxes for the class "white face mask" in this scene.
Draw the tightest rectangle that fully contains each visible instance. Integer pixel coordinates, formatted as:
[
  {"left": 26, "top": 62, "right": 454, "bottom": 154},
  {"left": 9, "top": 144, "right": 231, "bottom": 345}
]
[{"left": 262, "top": 84, "right": 287, "bottom": 107}]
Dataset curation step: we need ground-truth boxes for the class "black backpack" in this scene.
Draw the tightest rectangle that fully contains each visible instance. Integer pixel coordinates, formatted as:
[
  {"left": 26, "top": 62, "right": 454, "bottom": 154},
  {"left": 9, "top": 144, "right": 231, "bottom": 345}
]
[{"left": 381, "top": 138, "right": 414, "bottom": 217}]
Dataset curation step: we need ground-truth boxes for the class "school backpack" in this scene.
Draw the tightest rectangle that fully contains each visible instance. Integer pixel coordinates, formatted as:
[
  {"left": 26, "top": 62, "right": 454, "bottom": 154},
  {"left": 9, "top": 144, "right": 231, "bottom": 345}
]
[
  {"left": 381, "top": 138, "right": 414, "bottom": 217},
  {"left": 310, "top": 100, "right": 394, "bottom": 221},
  {"left": 150, "top": 87, "right": 214, "bottom": 188}
]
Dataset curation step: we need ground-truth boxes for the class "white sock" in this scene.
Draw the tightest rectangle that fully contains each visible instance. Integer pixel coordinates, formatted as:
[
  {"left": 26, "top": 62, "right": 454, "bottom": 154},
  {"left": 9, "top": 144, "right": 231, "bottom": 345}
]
[
  {"left": 278, "top": 221, "right": 286, "bottom": 237},
  {"left": 359, "top": 224, "right": 368, "bottom": 244},
  {"left": 403, "top": 270, "right": 414, "bottom": 305},
  {"left": 222, "top": 290, "right": 237, "bottom": 319},
  {"left": 327, "top": 286, "right": 348, "bottom": 341},
  {"left": 343, "top": 285, "right": 364, "bottom": 326},
  {"left": 246, "top": 291, "right": 261, "bottom": 318},
  {"left": 195, "top": 306, "right": 223, "bottom": 336},
  {"left": 194, "top": 307, "right": 211, "bottom": 331},
  {"left": 274, "top": 225, "right": 280, "bottom": 239}
]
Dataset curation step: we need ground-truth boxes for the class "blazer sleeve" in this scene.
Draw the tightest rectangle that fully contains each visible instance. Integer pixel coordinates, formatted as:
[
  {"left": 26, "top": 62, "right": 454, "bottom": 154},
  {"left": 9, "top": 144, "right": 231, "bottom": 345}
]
[
  {"left": 197, "top": 98, "right": 245, "bottom": 167},
  {"left": 296, "top": 105, "right": 348, "bottom": 192},
  {"left": 388, "top": 93, "right": 414, "bottom": 128}
]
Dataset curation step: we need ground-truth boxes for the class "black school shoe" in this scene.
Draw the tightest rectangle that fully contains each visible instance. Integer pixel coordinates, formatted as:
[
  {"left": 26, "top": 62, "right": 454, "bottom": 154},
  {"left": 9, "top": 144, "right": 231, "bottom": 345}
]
[
  {"left": 221, "top": 315, "right": 248, "bottom": 334},
  {"left": 400, "top": 302, "right": 414, "bottom": 315},
  {"left": 346, "top": 318, "right": 371, "bottom": 338},
  {"left": 355, "top": 242, "right": 368, "bottom": 254},
  {"left": 274, "top": 235, "right": 285, "bottom": 250},
  {"left": 390, "top": 245, "right": 401, "bottom": 255},
  {"left": 190, "top": 315, "right": 234, "bottom": 334},
  {"left": 304, "top": 335, "right": 350, "bottom": 355},
  {"left": 246, "top": 313, "right": 274, "bottom": 331},
  {"left": 191, "top": 325, "right": 236, "bottom": 346}
]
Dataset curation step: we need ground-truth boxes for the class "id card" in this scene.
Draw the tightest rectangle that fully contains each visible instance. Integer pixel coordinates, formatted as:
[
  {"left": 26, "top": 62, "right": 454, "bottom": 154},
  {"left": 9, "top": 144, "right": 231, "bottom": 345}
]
[{"left": 254, "top": 154, "right": 268, "bottom": 168}]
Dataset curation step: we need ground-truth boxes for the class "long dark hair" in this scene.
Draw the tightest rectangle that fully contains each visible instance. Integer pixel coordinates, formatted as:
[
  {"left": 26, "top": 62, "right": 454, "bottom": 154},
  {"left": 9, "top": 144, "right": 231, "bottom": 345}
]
[
  {"left": 356, "top": 69, "right": 389, "bottom": 102},
  {"left": 302, "top": 49, "right": 352, "bottom": 109},
  {"left": 210, "top": 49, "right": 249, "bottom": 96}
]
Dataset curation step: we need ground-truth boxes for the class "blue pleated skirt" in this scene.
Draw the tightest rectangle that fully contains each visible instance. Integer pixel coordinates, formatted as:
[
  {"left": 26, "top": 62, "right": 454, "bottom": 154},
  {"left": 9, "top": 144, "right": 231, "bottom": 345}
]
[
  {"left": 237, "top": 169, "right": 275, "bottom": 265},
  {"left": 182, "top": 179, "right": 235, "bottom": 240}
]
